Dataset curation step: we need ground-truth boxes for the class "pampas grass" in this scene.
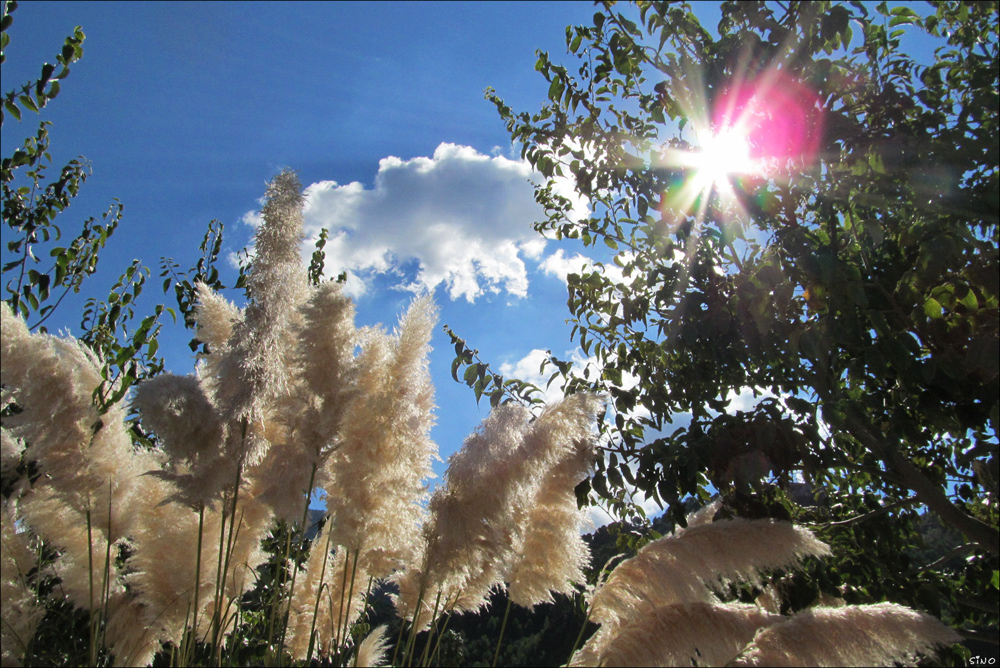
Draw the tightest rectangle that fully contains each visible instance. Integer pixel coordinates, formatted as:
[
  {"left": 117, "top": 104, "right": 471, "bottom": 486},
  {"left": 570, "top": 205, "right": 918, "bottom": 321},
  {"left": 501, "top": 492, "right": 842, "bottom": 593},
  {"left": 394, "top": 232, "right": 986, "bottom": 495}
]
[
  {"left": 587, "top": 518, "right": 831, "bottom": 632},
  {"left": 508, "top": 393, "right": 604, "bottom": 609},
  {"left": 0, "top": 169, "right": 962, "bottom": 667},
  {"left": 1, "top": 500, "right": 45, "bottom": 667},
  {"left": 354, "top": 624, "right": 390, "bottom": 667},
  {"left": 573, "top": 602, "right": 784, "bottom": 667},
  {"left": 730, "top": 603, "right": 962, "bottom": 667},
  {"left": 571, "top": 509, "right": 960, "bottom": 667}
]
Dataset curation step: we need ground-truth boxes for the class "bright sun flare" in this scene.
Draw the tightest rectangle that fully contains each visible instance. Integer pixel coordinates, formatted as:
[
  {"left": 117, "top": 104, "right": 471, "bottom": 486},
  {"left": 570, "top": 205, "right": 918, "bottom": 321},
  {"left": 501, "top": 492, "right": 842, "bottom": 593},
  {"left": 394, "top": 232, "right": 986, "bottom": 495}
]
[
  {"left": 691, "top": 126, "right": 755, "bottom": 188},
  {"left": 655, "top": 71, "right": 824, "bottom": 227}
]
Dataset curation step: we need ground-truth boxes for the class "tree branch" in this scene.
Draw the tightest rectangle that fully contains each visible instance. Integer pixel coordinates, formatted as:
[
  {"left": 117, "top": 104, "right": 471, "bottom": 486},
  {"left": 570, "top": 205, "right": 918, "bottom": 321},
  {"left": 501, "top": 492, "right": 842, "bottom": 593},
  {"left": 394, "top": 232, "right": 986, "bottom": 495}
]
[
  {"left": 807, "top": 496, "right": 918, "bottom": 529},
  {"left": 841, "top": 406, "right": 1000, "bottom": 556}
]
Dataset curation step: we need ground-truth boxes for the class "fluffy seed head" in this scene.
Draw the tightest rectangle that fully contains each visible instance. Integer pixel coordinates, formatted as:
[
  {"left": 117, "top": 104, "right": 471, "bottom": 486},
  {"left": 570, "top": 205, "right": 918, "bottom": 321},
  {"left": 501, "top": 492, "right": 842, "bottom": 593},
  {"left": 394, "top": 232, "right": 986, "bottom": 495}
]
[{"left": 730, "top": 603, "right": 962, "bottom": 667}]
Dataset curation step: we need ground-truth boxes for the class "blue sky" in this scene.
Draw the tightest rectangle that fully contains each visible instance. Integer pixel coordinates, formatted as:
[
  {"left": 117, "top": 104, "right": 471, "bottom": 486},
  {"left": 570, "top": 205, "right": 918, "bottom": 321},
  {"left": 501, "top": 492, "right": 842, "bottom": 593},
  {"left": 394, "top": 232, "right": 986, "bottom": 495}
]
[
  {"left": 2, "top": 1, "right": 619, "bottom": 484},
  {"left": 1, "top": 2, "right": 947, "bottom": 522}
]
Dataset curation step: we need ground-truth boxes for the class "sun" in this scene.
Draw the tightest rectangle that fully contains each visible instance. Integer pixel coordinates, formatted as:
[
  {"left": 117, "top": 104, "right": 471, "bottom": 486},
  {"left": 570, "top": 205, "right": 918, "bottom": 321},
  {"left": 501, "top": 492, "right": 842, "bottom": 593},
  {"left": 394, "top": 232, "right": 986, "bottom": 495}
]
[
  {"left": 690, "top": 124, "right": 756, "bottom": 192},
  {"left": 655, "top": 122, "right": 759, "bottom": 221},
  {"left": 654, "top": 71, "right": 824, "bottom": 228}
]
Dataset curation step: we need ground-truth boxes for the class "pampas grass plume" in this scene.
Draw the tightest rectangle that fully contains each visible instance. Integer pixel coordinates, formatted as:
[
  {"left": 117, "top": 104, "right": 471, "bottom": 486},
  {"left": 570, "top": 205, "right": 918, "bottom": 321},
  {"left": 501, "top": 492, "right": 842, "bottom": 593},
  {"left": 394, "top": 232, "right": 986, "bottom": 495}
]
[
  {"left": 508, "top": 393, "right": 604, "bottom": 608},
  {"left": 572, "top": 602, "right": 784, "bottom": 667},
  {"left": 588, "top": 518, "right": 831, "bottom": 630},
  {"left": 354, "top": 624, "right": 390, "bottom": 667},
  {"left": 1, "top": 501, "right": 45, "bottom": 667},
  {"left": 730, "top": 603, "right": 962, "bottom": 667}
]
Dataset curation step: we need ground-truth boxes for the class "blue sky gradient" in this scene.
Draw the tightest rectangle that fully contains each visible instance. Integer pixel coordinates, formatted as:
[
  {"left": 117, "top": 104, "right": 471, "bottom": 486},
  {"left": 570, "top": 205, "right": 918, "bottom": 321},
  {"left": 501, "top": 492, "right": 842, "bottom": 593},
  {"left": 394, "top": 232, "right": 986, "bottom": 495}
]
[{"left": 2, "top": 1, "right": 617, "bottom": 484}]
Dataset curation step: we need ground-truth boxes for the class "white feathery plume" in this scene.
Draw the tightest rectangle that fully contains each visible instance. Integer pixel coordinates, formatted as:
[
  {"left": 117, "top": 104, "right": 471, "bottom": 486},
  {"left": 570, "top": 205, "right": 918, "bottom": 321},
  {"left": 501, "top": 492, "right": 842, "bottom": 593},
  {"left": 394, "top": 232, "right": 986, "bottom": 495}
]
[
  {"left": 395, "top": 402, "right": 534, "bottom": 620},
  {"left": 212, "top": 169, "right": 310, "bottom": 465},
  {"left": 296, "top": 281, "right": 357, "bottom": 409},
  {"left": 324, "top": 295, "right": 438, "bottom": 578},
  {"left": 98, "top": 465, "right": 202, "bottom": 647},
  {"left": 256, "top": 281, "right": 358, "bottom": 524},
  {"left": 588, "top": 518, "right": 831, "bottom": 631},
  {"left": 1, "top": 304, "right": 143, "bottom": 617},
  {"left": 398, "top": 393, "right": 602, "bottom": 620},
  {"left": 729, "top": 603, "right": 961, "bottom": 667},
  {"left": 571, "top": 602, "right": 785, "bottom": 667},
  {"left": 1, "top": 426, "right": 25, "bottom": 497},
  {"left": 507, "top": 393, "right": 603, "bottom": 608},
  {"left": 127, "top": 287, "right": 244, "bottom": 511},
  {"left": 2, "top": 304, "right": 105, "bottom": 510},
  {"left": 119, "top": 462, "right": 273, "bottom": 652},
  {"left": 102, "top": 591, "right": 161, "bottom": 668},
  {"left": 1, "top": 500, "right": 45, "bottom": 668},
  {"left": 18, "top": 485, "right": 127, "bottom": 610},
  {"left": 354, "top": 625, "right": 390, "bottom": 667},
  {"left": 285, "top": 526, "right": 334, "bottom": 662},
  {"left": 131, "top": 374, "right": 229, "bottom": 507},
  {"left": 680, "top": 496, "right": 722, "bottom": 530},
  {"left": 193, "top": 281, "right": 242, "bottom": 356}
]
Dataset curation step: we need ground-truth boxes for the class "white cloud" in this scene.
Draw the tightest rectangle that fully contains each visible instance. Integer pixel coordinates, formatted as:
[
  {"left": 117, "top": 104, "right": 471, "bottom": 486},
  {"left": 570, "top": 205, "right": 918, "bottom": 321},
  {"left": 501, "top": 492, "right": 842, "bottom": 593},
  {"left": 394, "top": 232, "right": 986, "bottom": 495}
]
[
  {"left": 538, "top": 249, "right": 592, "bottom": 283},
  {"left": 293, "top": 142, "right": 587, "bottom": 302},
  {"left": 235, "top": 143, "right": 592, "bottom": 301}
]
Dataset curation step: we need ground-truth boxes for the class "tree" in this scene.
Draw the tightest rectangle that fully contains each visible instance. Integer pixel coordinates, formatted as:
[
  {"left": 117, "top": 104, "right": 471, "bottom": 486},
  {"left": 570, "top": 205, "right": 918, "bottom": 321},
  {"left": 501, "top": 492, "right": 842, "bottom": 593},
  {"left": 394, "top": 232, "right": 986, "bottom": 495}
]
[
  {"left": 477, "top": 0, "right": 998, "bottom": 651},
  {"left": 1, "top": 0, "right": 174, "bottom": 414}
]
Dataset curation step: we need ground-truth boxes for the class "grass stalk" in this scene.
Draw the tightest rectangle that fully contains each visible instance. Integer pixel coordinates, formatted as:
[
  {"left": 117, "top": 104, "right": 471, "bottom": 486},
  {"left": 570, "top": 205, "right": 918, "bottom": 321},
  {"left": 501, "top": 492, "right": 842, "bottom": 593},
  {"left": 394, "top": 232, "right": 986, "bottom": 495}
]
[
  {"left": 491, "top": 596, "right": 513, "bottom": 668},
  {"left": 393, "top": 582, "right": 426, "bottom": 668},
  {"left": 181, "top": 504, "right": 206, "bottom": 666},
  {"left": 275, "top": 464, "right": 318, "bottom": 664},
  {"left": 340, "top": 549, "right": 361, "bottom": 654},
  {"left": 412, "top": 589, "right": 442, "bottom": 668},
  {"left": 306, "top": 520, "right": 335, "bottom": 661},
  {"left": 427, "top": 609, "right": 454, "bottom": 667},
  {"left": 86, "top": 507, "right": 98, "bottom": 667},
  {"left": 334, "top": 547, "right": 351, "bottom": 650},
  {"left": 265, "top": 524, "right": 294, "bottom": 662},
  {"left": 211, "top": 466, "right": 243, "bottom": 667},
  {"left": 390, "top": 608, "right": 410, "bottom": 667},
  {"left": 566, "top": 594, "right": 594, "bottom": 666},
  {"left": 177, "top": 603, "right": 193, "bottom": 667}
]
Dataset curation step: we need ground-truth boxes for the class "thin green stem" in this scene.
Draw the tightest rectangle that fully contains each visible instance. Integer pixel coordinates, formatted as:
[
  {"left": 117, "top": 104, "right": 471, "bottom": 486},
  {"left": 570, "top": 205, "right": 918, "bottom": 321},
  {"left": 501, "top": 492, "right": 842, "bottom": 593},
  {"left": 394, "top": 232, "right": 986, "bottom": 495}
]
[
  {"left": 306, "top": 522, "right": 334, "bottom": 662},
  {"left": 427, "top": 610, "right": 454, "bottom": 668},
  {"left": 567, "top": 595, "right": 594, "bottom": 665},
  {"left": 266, "top": 525, "right": 294, "bottom": 660},
  {"left": 212, "top": 466, "right": 242, "bottom": 667},
  {"left": 340, "top": 549, "right": 361, "bottom": 653},
  {"left": 276, "top": 464, "right": 318, "bottom": 664},
  {"left": 184, "top": 504, "right": 205, "bottom": 666},
  {"left": 391, "top": 610, "right": 410, "bottom": 668},
  {"left": 209, "top": 503, "right": 227, "bottom": 663},
  {"left": 334, "top": 548, "right": 351, "bottom": 650},
  {"left": 414, "top": 589, "right": 443, "bottom": 668},
  {"left": 398, "top": 584, "right": 428, "bottom": 668},
  {"left": 491, "top": 597, "right": 513, "bottom": 668},
  {"left": 87, "top": 508, "right": 97, "bottom": 667}
]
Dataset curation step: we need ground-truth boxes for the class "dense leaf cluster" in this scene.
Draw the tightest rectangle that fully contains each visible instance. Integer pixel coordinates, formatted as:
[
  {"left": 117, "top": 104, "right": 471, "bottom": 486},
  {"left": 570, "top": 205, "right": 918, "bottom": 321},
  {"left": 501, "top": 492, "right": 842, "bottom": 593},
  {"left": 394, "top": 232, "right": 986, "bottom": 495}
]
[{"left": 463, "top": 0, "right": 998, "bottom": 650}]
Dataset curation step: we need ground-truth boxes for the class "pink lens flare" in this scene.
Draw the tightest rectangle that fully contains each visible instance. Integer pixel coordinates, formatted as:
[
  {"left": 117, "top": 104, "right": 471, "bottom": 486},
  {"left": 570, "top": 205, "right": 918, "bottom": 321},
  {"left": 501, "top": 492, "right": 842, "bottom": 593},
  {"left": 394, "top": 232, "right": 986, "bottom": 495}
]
[{"left": 712, "top": 73, "right": 824, "bottom": 168}]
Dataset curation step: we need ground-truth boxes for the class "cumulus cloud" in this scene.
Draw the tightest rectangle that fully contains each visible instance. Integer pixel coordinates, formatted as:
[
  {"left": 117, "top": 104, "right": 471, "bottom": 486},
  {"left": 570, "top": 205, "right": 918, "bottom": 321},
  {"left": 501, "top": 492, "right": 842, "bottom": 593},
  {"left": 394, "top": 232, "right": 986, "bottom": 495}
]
[
  {"left": 538, "top": 249, "right": 592, "bottom": 283},
  {"left": 252, "top": 142, "right": 582, "bottom": 302},
  {"left": 234, "top": 143, "right": 599, "bottom": 301}
]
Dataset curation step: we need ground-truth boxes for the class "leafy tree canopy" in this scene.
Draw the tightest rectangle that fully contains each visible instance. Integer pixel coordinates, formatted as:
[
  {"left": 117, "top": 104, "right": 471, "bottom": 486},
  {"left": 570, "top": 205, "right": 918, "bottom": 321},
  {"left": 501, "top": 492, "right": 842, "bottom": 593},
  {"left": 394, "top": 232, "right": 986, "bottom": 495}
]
[{"left": 469, "top": 0, "right": 998, "bottom": 649}]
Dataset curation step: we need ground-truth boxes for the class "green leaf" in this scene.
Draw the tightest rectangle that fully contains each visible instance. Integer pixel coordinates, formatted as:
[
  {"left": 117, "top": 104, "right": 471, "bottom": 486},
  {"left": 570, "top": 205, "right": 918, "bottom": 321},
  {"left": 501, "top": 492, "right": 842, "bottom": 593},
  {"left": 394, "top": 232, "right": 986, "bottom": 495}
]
[
  {"left": 463, "top": 363, "right": 482, "bottom": 385},
  {"left": 4, "top": 98, "right": 21, "bottom": 121},
  {"left": 923, "top": 297, "right": 943, "bottom": 319}
]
